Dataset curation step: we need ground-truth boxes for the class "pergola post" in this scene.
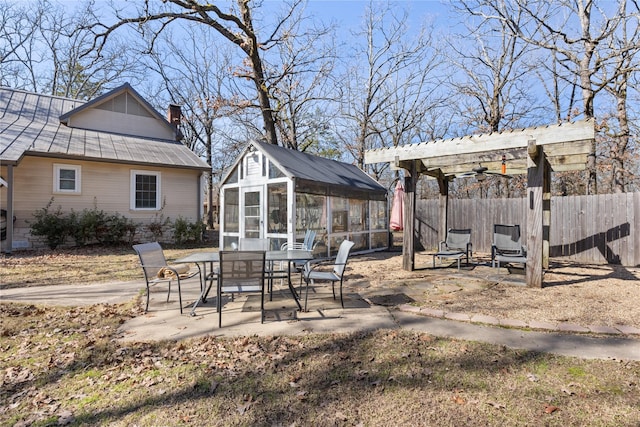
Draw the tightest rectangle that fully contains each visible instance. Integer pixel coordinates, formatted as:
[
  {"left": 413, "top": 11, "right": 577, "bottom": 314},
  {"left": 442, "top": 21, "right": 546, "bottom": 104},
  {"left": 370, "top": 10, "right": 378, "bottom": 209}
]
[
  {"left": 402, "top": 160, "right": 417, "bottom": 271},
  {"left": 437, "top": 171, "right": 449, "bottom": 245},
  {"left": 526, "top": 140, "right": 546, "bottom": 288},
  {"left": 543, "top": 157, "right": 551, "bottom": 269}
]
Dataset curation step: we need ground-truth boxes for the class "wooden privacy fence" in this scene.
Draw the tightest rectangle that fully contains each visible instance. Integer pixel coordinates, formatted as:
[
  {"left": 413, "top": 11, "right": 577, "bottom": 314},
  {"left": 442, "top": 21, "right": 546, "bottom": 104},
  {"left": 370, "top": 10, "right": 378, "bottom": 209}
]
[{"left": 415, "top": 192, "right": 640, "bottom": 267}]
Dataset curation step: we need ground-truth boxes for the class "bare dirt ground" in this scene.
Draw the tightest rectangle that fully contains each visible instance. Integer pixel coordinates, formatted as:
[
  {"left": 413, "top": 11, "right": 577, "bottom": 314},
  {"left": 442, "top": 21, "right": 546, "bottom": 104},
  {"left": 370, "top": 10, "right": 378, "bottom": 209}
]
[{"left": 344, "top": 250, "right": 640, "bottom": 329}]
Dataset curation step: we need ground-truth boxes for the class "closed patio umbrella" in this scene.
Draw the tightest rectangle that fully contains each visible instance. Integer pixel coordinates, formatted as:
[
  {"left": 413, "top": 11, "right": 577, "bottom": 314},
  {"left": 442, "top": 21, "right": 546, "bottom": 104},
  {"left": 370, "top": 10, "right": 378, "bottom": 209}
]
[{"left": 390, "top": 180, "right": 404, "bottom": 231}]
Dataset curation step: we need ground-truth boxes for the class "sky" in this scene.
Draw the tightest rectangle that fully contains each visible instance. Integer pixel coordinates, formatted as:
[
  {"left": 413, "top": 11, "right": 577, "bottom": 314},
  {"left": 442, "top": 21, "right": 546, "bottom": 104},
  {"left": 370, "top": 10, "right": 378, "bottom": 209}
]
[
  {"left": 294, "top": 0, "right": 452, "bottom": 39},
  {"left": 58, "top": 0, "right": 453, "bottom": 39}
]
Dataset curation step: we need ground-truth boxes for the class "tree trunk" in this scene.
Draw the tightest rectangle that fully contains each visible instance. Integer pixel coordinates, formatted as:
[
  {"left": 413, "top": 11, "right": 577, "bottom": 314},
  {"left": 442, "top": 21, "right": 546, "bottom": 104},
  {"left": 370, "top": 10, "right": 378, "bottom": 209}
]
[
  {"left": 238, "top": 1, "right": 278, "bottom": 145},
  {"left": 612, "top": 80, "right": 629, "bottom": 193}
]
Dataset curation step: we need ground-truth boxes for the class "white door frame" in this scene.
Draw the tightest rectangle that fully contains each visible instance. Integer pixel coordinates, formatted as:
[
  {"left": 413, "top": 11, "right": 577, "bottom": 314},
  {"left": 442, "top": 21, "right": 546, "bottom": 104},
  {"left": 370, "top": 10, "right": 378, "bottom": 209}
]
[{"left": 241, "top": 185, "right": 264, "bottom": 239}]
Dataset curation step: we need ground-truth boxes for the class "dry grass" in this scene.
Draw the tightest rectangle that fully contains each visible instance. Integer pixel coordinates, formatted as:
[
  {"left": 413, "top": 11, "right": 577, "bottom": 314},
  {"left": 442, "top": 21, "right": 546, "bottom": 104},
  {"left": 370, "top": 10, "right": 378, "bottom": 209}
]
[
  {"left": 0, "top": 245, "right": 210, "bottom": 289},
  {"left": 1, "top": 302, "right": 639, "bottom": 426},
  {"left": 346, "top": 251, "right": 640, "bottom": 330},
  {"left": 2, "top": 245, "right": 640, "bottom": 425}
]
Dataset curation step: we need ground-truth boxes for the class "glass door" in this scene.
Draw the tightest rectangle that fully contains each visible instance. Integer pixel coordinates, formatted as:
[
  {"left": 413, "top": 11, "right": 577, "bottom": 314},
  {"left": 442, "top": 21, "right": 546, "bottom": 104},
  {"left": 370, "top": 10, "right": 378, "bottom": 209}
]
[{"left": 242, "top": 187, "right": 262, "bottom": 239}]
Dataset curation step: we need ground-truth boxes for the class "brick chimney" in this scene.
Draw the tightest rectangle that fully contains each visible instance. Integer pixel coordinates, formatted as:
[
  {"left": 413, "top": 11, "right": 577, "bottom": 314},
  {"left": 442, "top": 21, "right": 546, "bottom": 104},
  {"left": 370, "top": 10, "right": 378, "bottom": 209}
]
[{"left": 167, "top": 104, "right": 182, "bottom": 126}]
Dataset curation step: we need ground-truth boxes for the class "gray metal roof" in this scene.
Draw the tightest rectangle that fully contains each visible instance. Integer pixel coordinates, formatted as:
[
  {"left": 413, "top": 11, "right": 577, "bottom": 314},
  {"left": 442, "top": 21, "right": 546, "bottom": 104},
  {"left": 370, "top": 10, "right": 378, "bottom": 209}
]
[
  {"left": 0, "top": 86, "right": 210, "bottom": 171},
  {"left": 252, "top": 141, "right": 386, "bottom": 196}
]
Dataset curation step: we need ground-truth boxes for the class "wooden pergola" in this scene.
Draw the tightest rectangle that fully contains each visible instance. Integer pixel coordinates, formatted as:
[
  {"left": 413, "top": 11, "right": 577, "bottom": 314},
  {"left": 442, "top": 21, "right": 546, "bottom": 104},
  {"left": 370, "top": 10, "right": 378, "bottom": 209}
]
[{"left": 364, "top": 119, "right": 596, "bottom": 287}]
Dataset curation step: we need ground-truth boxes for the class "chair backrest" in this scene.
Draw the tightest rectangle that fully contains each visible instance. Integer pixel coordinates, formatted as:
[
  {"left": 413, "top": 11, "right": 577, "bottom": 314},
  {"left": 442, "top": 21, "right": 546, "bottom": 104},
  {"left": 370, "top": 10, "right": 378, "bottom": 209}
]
[
  {"left": 333, "top": 240, "right": 355, "bottom": 277},
  {"left": 219, "top": 250, "right": 266, "bottom": 290},
  {"left": 303, "top": 229, "right": 317, "bottom": 250},
  {"left": 281, "top": 230, "right": 316, "bottom": 251},
  {"left": 493, "top": 224, "right": 523, "bottom": 255},
  {"left": 239, "top": 238, "right": 270, "bottom": 251},
  {"left": 445, "top": 229, "right": 471, "bottom": 251},
  {"left": 132, "top": 242, "right": 167, "bottom": 280}
]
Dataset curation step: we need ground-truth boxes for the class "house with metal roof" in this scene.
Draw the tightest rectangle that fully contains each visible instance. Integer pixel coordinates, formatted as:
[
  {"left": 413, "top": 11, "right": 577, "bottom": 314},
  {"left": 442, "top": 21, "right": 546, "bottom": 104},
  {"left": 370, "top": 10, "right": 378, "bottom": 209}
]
[
  {"left": 0, "top": 84, "right": 210, "bottom": 252},
  {"left": 219, "top": 141, "right": 389, "bottom": 256}
]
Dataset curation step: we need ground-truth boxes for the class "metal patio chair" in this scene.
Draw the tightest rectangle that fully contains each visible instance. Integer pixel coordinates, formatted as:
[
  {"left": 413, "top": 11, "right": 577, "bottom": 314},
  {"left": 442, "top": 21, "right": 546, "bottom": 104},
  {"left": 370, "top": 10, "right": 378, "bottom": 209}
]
[
  {"left": 238, "top": 238, "right": 270, "bottom": 251},
  {"left": 492, "top": 224, "right": 527, "bottom": 271},
  {"left": 302, "top": 239, "right": 355, "bottom": 311},
  {"left": 432, "top": 228, "right": 473, "bottom": 270},
  {"left": 217, "top": 250, "right": 266, "bottom": 327},
  {"left": 132, "top": 242, "right": 201, "bottom": 314}
]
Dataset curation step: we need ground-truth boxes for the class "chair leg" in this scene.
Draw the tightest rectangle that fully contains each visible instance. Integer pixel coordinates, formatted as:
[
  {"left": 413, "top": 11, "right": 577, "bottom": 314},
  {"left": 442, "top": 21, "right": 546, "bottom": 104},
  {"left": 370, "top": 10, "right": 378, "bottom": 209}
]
[
  {"left": 166, "top": 280, "right": 171, "bottom": 302},
  {"left": 261, "top": 288, "right": 265, "bottom": 324},
  {"left": 339, "top": 280, "right": 344, "bottom": 308},
  {"left": 331, "top": 281, "right": 336, "bottom": 300},
  {"left": 304, "top": 276, "right": 311, "bottom": 312},
  {"left": 145, "top": 284, "right": 150, "bottom": 312},
  {"left": 218, "top": 286, "right": 222, "bottom": 328},
  {"left": 177, "top": 278, "right": 183, "bottom": 314}
]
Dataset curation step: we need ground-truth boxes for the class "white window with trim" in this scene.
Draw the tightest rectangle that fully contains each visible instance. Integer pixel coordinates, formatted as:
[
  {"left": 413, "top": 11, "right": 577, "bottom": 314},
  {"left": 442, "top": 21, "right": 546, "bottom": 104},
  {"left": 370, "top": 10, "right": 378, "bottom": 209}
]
[
  {"left": 131, "top": 170, "right": 161, "bottom": 210},
  {"left": 53, "top": 164, "right": 81, "bottom": 194}
]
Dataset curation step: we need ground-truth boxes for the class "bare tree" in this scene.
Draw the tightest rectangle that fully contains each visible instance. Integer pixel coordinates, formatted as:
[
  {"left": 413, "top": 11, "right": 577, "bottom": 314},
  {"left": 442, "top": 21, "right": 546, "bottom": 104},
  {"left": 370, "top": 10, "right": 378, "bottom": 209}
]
[
  {"left": 340, "top": 2, "right": 444, "bottom": 174},
  {"left": 0, "top": 0, "right": 140, "bottom": 98},
  {"left": 266, "top": 6, "right": 339, "bottom": 151},
  {"left": 462, "top": 0, "right": 630, "bottom": 195},
  {"left": 85, "top": 0, "right": 314, "bottom": 146},
  {"left": 597, "top": 1, "right": 640, "bottom": 193},
  {"left": 0, "top": 0, "right": 44, "bottom": 89},
  {"left": 143, "top": 25, "right": 250, "bottom": 227},
  {"left": 448, "top": 3, "right": 533, "bottom": 133},
  {"left": 43, "top": 2, "right": 143, "bottom": 99},
  {"left": 448, "top": 2, "right": 535, "bottom": 199}
]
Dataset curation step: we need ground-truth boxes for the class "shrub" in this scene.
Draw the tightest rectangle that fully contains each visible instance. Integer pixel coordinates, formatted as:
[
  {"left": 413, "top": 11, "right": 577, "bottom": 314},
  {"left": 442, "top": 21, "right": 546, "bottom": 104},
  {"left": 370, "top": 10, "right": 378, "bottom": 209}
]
[
  {"left": 173, "top": 216, "right": 205, "bottom": 244},
  {"left": 147, "top": 212, "right": 171, "bottom": 242},
  {"left": 29, "top": 198, "right": 71, "bottom": 249},
  {"left": 68, "top": 206, "right": 108, "bottom": 246},
  {"left": 30, "top": 199, "right": 140, "bottom": 249},
  {"left": 97, "top": 213, "right": 137, "bottom": 245}
]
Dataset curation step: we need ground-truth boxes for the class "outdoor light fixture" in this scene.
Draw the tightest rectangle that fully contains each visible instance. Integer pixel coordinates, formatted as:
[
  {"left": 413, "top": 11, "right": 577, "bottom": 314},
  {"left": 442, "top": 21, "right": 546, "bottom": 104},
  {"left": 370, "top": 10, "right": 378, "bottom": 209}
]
[{"left": 476, "top": 173, "right": 486, "bottom": 182}]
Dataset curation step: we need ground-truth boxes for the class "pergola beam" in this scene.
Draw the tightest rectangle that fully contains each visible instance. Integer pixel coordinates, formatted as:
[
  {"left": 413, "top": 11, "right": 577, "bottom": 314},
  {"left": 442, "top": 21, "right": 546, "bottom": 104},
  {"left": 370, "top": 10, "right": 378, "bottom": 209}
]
[
  {"left": 365, "top": 119, "right": 595, "bottom": 165},
  {"left": 365, "top": 119, "right": 596, "bottom": 287}
]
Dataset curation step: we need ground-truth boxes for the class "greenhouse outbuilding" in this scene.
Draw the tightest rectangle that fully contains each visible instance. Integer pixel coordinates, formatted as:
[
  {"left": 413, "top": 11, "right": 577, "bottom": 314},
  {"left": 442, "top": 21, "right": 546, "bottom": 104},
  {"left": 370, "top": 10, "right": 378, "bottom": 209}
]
[{"left": 219, "top": 141, "right": 389, "bottom": 256}]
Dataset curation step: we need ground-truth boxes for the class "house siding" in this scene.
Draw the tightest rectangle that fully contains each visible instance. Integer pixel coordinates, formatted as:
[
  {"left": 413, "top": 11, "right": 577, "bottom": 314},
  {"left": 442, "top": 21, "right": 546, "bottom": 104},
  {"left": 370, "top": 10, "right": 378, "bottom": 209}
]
[
  {"left": 70, "top": 108, "right": 176, "bottom": 140},
  {"left": 2, "top": 156, "right": 203, "bottom": 248}
]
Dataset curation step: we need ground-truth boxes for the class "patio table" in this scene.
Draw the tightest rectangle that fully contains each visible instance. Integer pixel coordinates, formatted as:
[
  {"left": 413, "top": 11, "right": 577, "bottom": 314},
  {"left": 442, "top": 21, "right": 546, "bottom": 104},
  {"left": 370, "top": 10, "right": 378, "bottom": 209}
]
[{"left": 176, "top": 249, "right": 314, "bottom": 316}]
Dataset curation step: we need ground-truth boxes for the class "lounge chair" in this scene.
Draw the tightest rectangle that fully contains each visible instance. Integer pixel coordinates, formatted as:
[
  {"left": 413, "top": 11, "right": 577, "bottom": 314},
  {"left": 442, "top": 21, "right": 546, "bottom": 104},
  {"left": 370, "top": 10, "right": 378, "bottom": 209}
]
[
  {"left": 492, "top": 224, "right": 527, "bottom": 271},
  {"left": 432, "top": 228, "right": 472, "bottom": 270}
]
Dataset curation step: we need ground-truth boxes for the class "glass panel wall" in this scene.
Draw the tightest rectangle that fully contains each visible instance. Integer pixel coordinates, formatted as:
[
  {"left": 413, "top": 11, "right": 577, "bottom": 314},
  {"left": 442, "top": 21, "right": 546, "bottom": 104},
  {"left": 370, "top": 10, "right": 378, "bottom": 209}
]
[
  {"left": 370, "top": 200, "right": 387, "bottom": 230},
  {"left": 350, "top": 233, "right": 368, "bottom": 252},
  {"left": 267, "top": 183, "right": 287, "bottom": 233},
  {"left": 329, "top": 234, "right": 348, "bottom": 257},
  {"left": 296, "top": 193, "right": 327, "bottom": 256},
  {"left": 223, "top": 235, "right": 238, "bottom": 250},
  {"left": 330, "top": 197, "right": 348, "bottom": 233},
  {"left": 296, "top": 194, "right": 326, "bottom": 235},
  {"left": 349, "top": 199, "right": 368, "bottom": 232},
  {"left": 371, "top": 232, "right": 388, "bottom": 249},
  {"left": 223, "top": 188, "right": 239, "bottom": 232},
  {"left": 244, "top": 190, "right": 260, "bottom": 238},
  {"left": 269, "top": 161, "right": 285, "bottom": 179}
]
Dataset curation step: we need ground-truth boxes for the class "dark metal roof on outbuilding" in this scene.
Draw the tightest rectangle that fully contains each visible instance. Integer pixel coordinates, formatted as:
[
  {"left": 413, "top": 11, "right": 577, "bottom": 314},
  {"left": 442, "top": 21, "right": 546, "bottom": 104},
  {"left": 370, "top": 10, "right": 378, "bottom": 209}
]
[
  {"left": 0, "top": 85, "right": 210, "bottom": 171},
  {"left": 246, "top": 141, "right": 386, "bottom": 198}
]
